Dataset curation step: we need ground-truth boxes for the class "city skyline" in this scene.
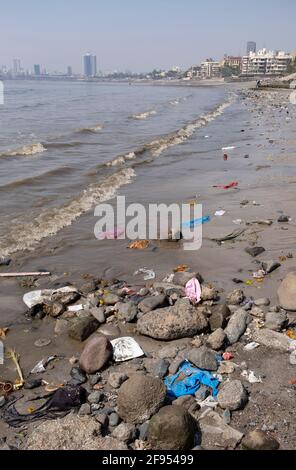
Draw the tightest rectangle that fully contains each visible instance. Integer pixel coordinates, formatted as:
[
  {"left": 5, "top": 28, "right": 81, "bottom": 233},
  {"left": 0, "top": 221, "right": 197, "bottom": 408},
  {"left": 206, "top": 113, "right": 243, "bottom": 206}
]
[{"left": 1, "top": 0, "right": 296, "bottom": 72}]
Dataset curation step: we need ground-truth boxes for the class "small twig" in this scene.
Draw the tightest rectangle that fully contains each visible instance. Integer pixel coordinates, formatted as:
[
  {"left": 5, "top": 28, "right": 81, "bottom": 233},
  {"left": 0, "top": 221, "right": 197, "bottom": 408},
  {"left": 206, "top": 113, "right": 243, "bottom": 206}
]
[{"left": 6, "top": 349, "right": 25, "bottom": 388}]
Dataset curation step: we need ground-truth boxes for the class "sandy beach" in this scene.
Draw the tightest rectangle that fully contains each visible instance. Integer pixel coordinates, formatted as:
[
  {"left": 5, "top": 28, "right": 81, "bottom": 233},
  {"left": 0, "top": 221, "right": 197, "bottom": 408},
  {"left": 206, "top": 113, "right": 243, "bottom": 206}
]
[{"left": 1, "top": 84, "right": 296, "bottom": 450}]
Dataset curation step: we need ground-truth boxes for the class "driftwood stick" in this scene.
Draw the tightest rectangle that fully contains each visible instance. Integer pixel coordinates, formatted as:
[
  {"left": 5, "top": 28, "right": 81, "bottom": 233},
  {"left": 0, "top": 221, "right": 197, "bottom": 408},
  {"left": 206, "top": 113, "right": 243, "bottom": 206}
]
[{"left": 0, "top": 272, "right": 51, "bottom": 278}]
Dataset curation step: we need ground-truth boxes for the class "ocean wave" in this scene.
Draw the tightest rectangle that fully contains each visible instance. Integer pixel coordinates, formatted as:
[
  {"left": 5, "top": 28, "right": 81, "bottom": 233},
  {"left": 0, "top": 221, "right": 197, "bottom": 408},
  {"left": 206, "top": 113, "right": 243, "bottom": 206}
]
[
  {"left": 78, "top": 124, "right": 103, "bottom": 133},
  {"left": 0, "top": 143, "right": 46, "bottom": 158},
  {"left": 0, "top": 166, "right": 75, "bottom": 191},
  {"left": 105, "top": 151, "right": 136, "bottom": 167},
  {"left": 0, "top": 168, "right": 135, "bottom": 256},
  {"left": 130, "top": 110, "right": 157, "bottom": 120}
]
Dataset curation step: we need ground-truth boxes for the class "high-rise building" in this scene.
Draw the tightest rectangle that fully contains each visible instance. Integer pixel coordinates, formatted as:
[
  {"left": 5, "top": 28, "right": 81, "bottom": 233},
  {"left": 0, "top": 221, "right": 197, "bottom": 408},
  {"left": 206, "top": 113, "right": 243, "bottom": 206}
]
[
  {"left": 13, "top": 59, "right": 21, "bottom": 75},
  {"left": 83, "top": 53, "right": 97, "bottom": 77},
  {"left": 67, "top": 66, "right": 73, "bottom": 76},
  {"left": 242, "top": 48, "right": 292, "bottom": 76},
  {"left": 34, "top": 64, "right": 41, "bottom": 76},
  {"left": 247, "top": 41, "right": 256, "bottom": 54},
  {"left": 200, "top": 59, "right": 221, "bottom": 78}
]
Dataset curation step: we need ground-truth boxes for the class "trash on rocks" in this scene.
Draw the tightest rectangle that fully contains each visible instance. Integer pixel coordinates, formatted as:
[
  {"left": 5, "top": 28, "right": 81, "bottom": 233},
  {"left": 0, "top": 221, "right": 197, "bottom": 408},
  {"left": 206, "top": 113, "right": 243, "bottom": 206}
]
[
  {"left": 0, "top": 271, "right": 51, "bottom": 278},
  {"left": 222, "top": 146, "right": 236, "bottom": 151},
  {"left": 286, "top": 330, "right": 296, "bottom": 341},
  {"left": 241, "top": 370, "right": 262, "bottom": 384},
  {"left": 181, "top": 215, "right": 211, "bottom": 229},
  {"left": 0, "top": 327, "right": 8, "bottom": 339},
  {"left": 185, "top": 278, "right": 201, "bottom": 304},
  {"left": 253, "top": 269, "right": 266, "bottom": 280},
  {"left": 197, "top": 396, "right": 218, "bottom": 409},
  {"left": 173, "top": 264, "right": 189, "bottom": 273},
  {"left": 215, "top": 210, "right": 226, "bottom": 217},
  {"left": 244, "top": 342, "right": 260, "bottom": 351},
  {"left": 67, "top": 304, "right": 84, "bottom": 312},
  {"left": 111, "top": 337, "right": 145, "bottom": 362},
  {"left": 0, "top": 381, "right": 14, "bottom": 396},
  {"left": 213, "top": 182, "right": 238, "bottom": 190},
  {"left": 233, "top": 219, "right": 244, "bottom": 225},
  {"left": 128, "top": 240, "right": 150, "bottom": 249},
  {"left": 23, "top": 286, "right": 78, "bottom": 309},
  {"left": 165, "top": 360, "right": 220, "bottom": 399},
  {"left": 30, "top": 355, "right": 61, "bottom": 374},
  {"left": 223, "top": 352, "right": 234, "bottom": 361},
  {"left": 133, "top": 268, "right": 155, "bottom": 281}
]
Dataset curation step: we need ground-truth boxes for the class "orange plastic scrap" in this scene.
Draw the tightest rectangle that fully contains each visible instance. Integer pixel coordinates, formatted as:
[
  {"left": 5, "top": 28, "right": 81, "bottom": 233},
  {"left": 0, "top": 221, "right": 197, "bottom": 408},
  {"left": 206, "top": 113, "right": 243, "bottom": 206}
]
[
  {"left": 128, "top": 240, "right": 150, "bottom": 250},
  {"left": 173, "top": 265, "right": 189, "bottom": 273},
  {"left": 0, "top": 328, "right": 8, "bottom": 339},
  {"left": 286, "top": 330, "right": 296, "bottom": 341},
  {"left": 290, "top": 378, "right": 296, "bottom": 386}
]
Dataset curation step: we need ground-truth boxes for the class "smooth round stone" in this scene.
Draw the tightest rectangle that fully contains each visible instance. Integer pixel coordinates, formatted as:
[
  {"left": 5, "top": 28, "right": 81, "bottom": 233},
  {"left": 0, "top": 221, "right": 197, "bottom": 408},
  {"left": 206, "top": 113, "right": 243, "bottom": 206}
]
[{"left": 98, "top": 324, "right": 121, "bottom": 338}]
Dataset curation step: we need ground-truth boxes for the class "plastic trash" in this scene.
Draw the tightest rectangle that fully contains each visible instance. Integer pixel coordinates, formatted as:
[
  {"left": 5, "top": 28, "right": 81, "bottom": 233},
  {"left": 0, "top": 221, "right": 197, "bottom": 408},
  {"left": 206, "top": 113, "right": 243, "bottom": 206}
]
[
  {"left": 244, "top": 342, "right": 260, "bottom": 351},
  {"left": 197, "top": 396, "right": 218, "bottom": 409},
  {"left": 241, "top": 370, "right": 262, "bottom": 384},
  {"left": 253, "top": 269, "right": 266, "bottom": 279},
  {"left": 181, "top": 215, "right": 211, "bottom": 229},
  {"left": 222, "top": 146, "right": 236, "bottom": 151},
  {"left": 133, "top": 268, "right": 155, "bottom": 281},
  {"left": 213, "top": 182, "right": 238, "bottom": 190},
  {"left": 185, "top": 278, "right": 201, "bottom": 304},
  {"left": 165, "top": 360, "right": 220, "bottom": 399},
  {"left": 215, "top": 210, "right": 226, "bottom": 217},
  {"left": 30, "top": 356, "right": 59, "bottom": 374},
  {"left": 222, "top": 352, "right": 234, "bottom": 361},
  {"left": 23, "top": 286, "right": 78, "bottom": 309},
  {"left": 111, "top": 337, "right": 145, "bottom": 362},
  {"left": 233, "top": 219, "right": 243, "bottom": 225},
  {"left": 97, "top": 228, "right": 125, "bottom": 240},
  {"left": 128, "top": 240, "right": 150, "bottom": 249},
  {"left": 67, "top": 305, "right": 84, "bottom": 312}
]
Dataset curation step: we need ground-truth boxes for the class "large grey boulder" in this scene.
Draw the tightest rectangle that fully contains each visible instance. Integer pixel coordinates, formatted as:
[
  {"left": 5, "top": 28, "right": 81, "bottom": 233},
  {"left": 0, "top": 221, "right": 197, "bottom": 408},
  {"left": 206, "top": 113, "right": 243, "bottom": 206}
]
[
  {"left": 148, "top": 406, "right": 197, "bottom": 450},
  {"left": 117, "top": 373, "right": 166, "bottom": 424},
  {"left": 137, "top": 299, "right": 208, "bottom": 340},
  {"left": 217, "top": 380, "right": 248, "bottom": 411},
  {"left": 278, "top": 272, "right": 296, "bottom": 311},
  {"left": 187, "top": 346, "right": 218, "bottom": 371},
  {"left": 224, "top": 309, "right": 250, "bottom": 345}
]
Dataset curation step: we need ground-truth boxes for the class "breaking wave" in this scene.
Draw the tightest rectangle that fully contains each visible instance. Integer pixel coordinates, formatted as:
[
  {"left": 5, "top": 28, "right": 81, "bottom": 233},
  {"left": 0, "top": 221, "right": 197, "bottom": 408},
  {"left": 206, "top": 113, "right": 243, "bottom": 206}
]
[
  {"left": 0, "top": 143, "right": 46, "bottom": 158},
  {"left": 77, "top": 124, "right": 103, "bottom": 133},
  {"left": 0, "top": 168, "right": 135, "bottom": 256},
  {"left": 106, "top": 152, "right": 136, "bottom": 167},
  {"left": 130, "top": 110, "right": 157, "bottom": 120},
  {"left": 0, "top": 166, "right": 75, "bottom": 191}
]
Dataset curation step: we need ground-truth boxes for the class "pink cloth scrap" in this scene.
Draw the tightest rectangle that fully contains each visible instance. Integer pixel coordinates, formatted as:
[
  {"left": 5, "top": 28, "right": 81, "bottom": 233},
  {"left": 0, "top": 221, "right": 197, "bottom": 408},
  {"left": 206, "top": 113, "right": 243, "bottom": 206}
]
[
  {"left": 185, "top": 278, "right": 201, "bottom": 304},
  {"left": 97, "top": 228, "right": 125, "bottom": 240}
]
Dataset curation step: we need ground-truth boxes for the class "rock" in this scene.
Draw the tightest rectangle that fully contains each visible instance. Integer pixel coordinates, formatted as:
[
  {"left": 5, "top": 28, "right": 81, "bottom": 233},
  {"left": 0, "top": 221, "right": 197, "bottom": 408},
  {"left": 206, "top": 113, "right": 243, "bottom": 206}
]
[
  {"left": 222, "top": 409, "right": 231, "bottom": 425},
  {"left": 209, "top": 304, "right": 231, "bottom": 331},
  {"left": 153, "top": 282, "right": 185, "bottom": 296},
  {"left": 115, "top": 302, "right": 138, "bottom": 322},
  {"left": 137, "top": 299, "right": 208, "bottom": 340},
  {"left": 226, "top": 290, "right": 245, "bottom": 306},
  {"left": 290, "top": 350, "right": 296, "bottom": 365},
  {"left": 34, "top": 338, "right": 51, "bottom": 348},
  {"left": 24, "top": 379, "right": 42, "bottom": 390},
  {"left": 261, "top": 261, "right": 281, "bottom": 274},
  {"left": 242, "top": 429, "right": 280, "bottom": 450},
  {"left": 191, "top": 336, "right": 203, "bottom": 348},
  {"left": 138, "top": 422, "right": 149, "bottom": 441},
  {"left": 25, "top": 414, "right": 127, "bottom": 450},
  {"left": 154, "top": 359, "right": 170, "bottom": 379},
  {"left": 207, "top": 329, "right": 226, "bottom": 351},
  {"left": 0, "top": 396, "right": 6, "bottom": 408},
  {"left": 98, "top": 324, "right": 121, "bottom": 338},
  {"left": 278, "top": 215, "right": 289, "bottom": 223},
  {"left": 43, "top": 301, "right": 65, "bottom": 318},
  {"left": 112, "top": 423, "right": 136, "bottom": 443},
  {"left": 89, "top": 307, "right": 105, "bottom": 324},
  {"left": 218, "top": 361, "right": 235, "bottom": 374},
  {"left": 54, "top": 318, "right": 69, "bottom": 335},
  {"left": 70, "top": 367, "right": 87, "bottom": 385},
  {"left": 138, "top": 295, "right": 168, "bottom": 314},
  {"left": 89, "top": 373, "right": 101, "bottom": 386},
  {"left": 80, "top": 280, "right": 97, "bottom": 294},
  {"left": 224, "top": 309, "right": 250, "bottom": 345},
  {"left": 194, "top": 385, "right": 210, "bottom": 401},
  {"left": 109, "top": 412, "right": 120, "bottom": 427},
  {"left": 79, "top": 334, "right": 113, "bottom": 374},
  {"left": 188, "top": 346, "right": 218, "bottom": 371},
  {"left": 157, "top": 344, "right": 181, "bottom": 359},
  {"left": 172, "top": 395, "right": 200, "bottom": 419},
  {"left": 265, "top": 311, "right": 288, "bottom": 332},
  {"left": 108, "top": 372, "right": 128, "bottom": 389},
  {"left": 201, "top": 285, "right": 219, "bottom": 301},
  {"left": 254, "top": 298, "right": 270, "bottom": 307},
  {"left": 250, "top": 306, "right": 265, "bottom": 319},
  {"left": 52, "top": 290, "right": 79, "bottom": 306},
  {"left": 198, "top": 409, "right": 243, "bottom": 450},
  {"left": 148, "top": 406, "right": 196, "bottom": 450},
  {"left": 278, "top": 272, "right": 296, "bottom": 311},
  {"left": 117, "top": 373, "right": 166, "bottom": 424},
  {"left": 252, "top": 327, "right": 296, "bottom": 352},
  {"left": 88, "top": 391, "right": 103, "bottom": 404},
  {"left": 78, "top": 403, "right": 91, "bottom": 416},
  {"left": 68, "top": 317, "right": 100, "bottom": 342},
  {"left": 102, "top": 293, "right": 120, "bottom": 305},
  {"left": 245, "top": 246, "right": 265, "bottom": 257},
  {"left": 173, "top": 272, "right": 202, "bottom": 287},
  {"left": 95, "top": 413, "right": 109, "bottom": 427},
  {"left": 169, "top": 358, "right": 184, "bottom": 375},
  {"left": 217, "top": 380, "right": 248, "bottom": 411}
]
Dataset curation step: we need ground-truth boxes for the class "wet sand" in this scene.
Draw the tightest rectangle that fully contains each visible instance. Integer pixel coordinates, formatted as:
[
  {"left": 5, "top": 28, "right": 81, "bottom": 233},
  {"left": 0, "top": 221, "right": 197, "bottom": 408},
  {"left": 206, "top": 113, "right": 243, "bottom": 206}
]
[{"left": 1, "top": 86, "right": 296, "bottom": 449}]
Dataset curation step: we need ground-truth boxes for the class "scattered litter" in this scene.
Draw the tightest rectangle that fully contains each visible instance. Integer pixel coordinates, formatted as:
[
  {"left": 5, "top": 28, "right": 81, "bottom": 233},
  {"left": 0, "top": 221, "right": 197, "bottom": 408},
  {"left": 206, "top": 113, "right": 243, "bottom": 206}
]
[
  {"left": 111, "top": 337, "right": 145, "bottom": 362},
  {"left": 241, "top": 370, "right": 262, "bottom": 384},
  {"left": 6, "top": 349, "right": 24, "bottom": 389},
  {"left": 213, "top": 182, "right": 238, "bottom": 190},
  {"left": 244, "top": 342, "right": 260, "bottom": 351},
  {"left": 165, "top": 360, "right": 220, "bottom": 398},
  {"left": 222, "top": 146, "right": 236, "bottom": 151},
  {"left": 247, "top": 220, "right": 273, "bottom": 226},
  {"left": 97, "top": 228, "right": 124, "bottom": 240},
  {"left": 128, "top": 240, "right": 150, "bottom": 250},
  {"left": 133, "top": 268, "right": 155, "bottom": 281},
  {"left": 0, "top": 382, "right": 14, "bottom": 395},
  {"left": 162, "top": 273, "right": 174, "bottom": 283},
  {"left": 233, "top": 219, "right": 243, "bottom": 225},
  {"left": 223, "top": 352, "right": 234, "bottom": 361},
  {"left": 197, "top": 396, "right": 218, "bottom": 409},
  {"left": 173, "top": 264, "right": 189, "bottom": 273},
  {"left": 215, "top": 210, "right": 226, "bottom": 217},
  {"left": 185, "top": 278, "right": 201, "bottom": 304},
  {"left": 0, "top": 327, "right": 8, "bottom": 339},
  {"left": 30, "top": 356, "right": 60, "bottom": 374},
  {"left": 223, "top": 154, "right": 228, "bottom": 161},
  {"left": 253, "top": 269, "right": 266, "bottom": 279},
  {"left": 67, "top": 304, "right": 84, "bottom": 312},
  {"left": 245, "top": 280, "right": 254, "bottom": 286},
  {"left": 287, "top": 330, "right": 296, "bottom": 341},
  {"left": 290, "top": 378, "right": 296, "bottom": 386},
  {"left": 23, "top": 286, "right": 78, "bottom": 309},
  {"left": 181, "top": 215, "right": 211, "bottom": 229},
  {"left": 0, "top": 271, "right": 51, "bottom": 278}
]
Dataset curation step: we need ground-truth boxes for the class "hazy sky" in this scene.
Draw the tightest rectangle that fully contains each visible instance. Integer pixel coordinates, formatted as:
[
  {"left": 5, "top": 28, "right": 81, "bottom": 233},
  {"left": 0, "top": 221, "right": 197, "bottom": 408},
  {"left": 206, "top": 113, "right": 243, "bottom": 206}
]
[{"left": 1, "top": 0, "right": 296, "bottom": 73}]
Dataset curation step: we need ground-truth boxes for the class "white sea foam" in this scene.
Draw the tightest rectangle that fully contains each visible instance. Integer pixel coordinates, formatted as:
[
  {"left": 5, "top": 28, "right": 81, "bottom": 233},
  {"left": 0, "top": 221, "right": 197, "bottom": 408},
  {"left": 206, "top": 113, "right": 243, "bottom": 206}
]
[
  {"left": 0, "top": 142, "right": 47, "bottom": 158},
  {"left": 130, "top": 110, "right": 157, "bottom": 120}
]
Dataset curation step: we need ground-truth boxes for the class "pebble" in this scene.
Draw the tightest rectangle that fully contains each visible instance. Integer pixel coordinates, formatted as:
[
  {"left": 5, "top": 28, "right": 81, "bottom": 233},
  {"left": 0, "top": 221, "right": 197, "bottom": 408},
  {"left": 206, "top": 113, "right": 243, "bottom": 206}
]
[
  {"left": 289, "top": 350, "right": 296, "bottom": 365},
  {"left": 154, "top": 359, "right": 170, "bottom": 379},
  {"left": 245, "top": 246, "right": 265, "bottom": 257},
  {"left": 88, "top": 391, "right": 103, "bottom": 404},
  {"left": 254, "top": 298, "right": 270, "bottom": 307},
  {"left": 89, "top": 373, "right": 102, "bottom": 386},
  {"left": 108, "top": 372, "right": 128, "bottom": 389},
  {"left": 0, "top": 396, "right": 6, "bottom": 408},
  {"left": 78, "top": 403, "right": 91, "bottom": 416},
  {"left": 70, "top": 367, "right": 87, "bottom": 385},
  {"left": 24, "top": 379, "right": 43, "bottom": 390},
  {"left": 109, "top": 412, "right": 121, "bottom": 427}
]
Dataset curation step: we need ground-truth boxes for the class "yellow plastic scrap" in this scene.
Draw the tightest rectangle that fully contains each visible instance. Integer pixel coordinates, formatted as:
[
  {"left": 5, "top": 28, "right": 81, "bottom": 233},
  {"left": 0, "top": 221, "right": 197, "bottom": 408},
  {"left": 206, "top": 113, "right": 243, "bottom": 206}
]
[{"left": 245, "top": 280, "right": 254, "bottom": 286}]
